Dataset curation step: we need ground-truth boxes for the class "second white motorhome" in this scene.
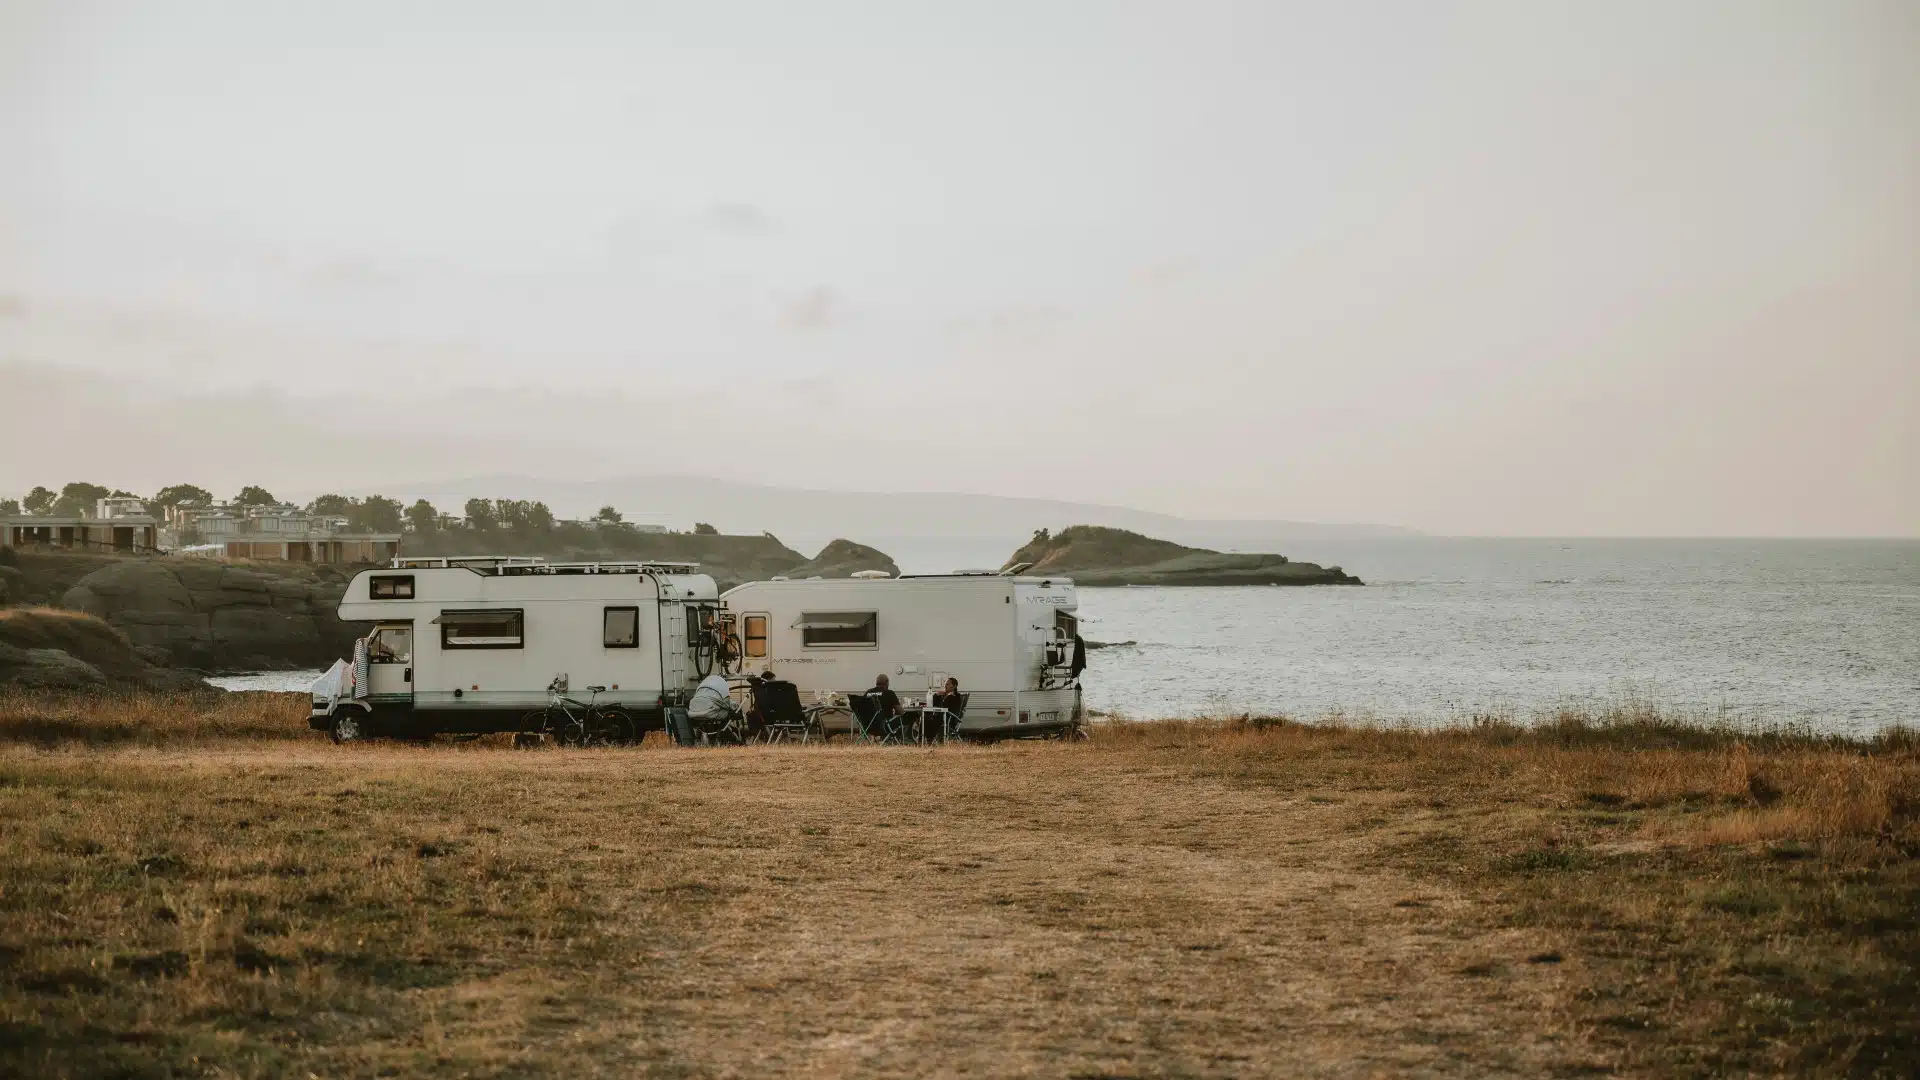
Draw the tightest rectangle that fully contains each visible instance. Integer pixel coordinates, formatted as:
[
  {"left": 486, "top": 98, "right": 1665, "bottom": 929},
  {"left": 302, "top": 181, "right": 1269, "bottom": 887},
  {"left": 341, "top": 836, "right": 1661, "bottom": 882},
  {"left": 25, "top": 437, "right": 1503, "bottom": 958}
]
[
  {"left": 719, "top": 572, "right": 1083, "bottom": 738},
  {"left": 309, "top": 556, "right": 721, "bottom": 741}
]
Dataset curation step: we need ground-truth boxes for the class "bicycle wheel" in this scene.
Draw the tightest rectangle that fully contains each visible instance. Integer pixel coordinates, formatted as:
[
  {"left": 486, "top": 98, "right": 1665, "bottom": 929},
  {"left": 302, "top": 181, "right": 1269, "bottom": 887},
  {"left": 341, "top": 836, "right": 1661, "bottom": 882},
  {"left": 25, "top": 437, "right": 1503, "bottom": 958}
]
[
  {"left": 550, "top": 706, "right": 592, "bottom": 747},
  {"left": 590, "top": 707, "right": 637, "bottom": 747}
]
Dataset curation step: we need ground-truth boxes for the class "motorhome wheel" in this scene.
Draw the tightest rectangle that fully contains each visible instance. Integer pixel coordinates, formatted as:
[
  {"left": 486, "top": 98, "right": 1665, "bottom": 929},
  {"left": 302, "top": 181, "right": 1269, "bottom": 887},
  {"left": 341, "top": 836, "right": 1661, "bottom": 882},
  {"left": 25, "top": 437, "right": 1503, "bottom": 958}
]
[{"left": 328, "top": 711, "right": 366, "bottom": 744}]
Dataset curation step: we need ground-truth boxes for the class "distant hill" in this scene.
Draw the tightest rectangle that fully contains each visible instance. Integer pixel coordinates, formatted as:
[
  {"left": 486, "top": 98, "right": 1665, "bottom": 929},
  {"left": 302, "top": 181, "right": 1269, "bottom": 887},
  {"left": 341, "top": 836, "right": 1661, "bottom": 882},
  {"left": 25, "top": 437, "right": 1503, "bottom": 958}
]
[
  {"left": 785, "top": 539, "right": 899, "bottom": 580},
  {"left": 398, "top": 529, "right": 893, "bottom": 591},
  {"left": 1001, "top": 526, "right": 1362, "bottom": 587},
  {"left": 320, "top": 474, "right": 1415, "bottom": 549}
]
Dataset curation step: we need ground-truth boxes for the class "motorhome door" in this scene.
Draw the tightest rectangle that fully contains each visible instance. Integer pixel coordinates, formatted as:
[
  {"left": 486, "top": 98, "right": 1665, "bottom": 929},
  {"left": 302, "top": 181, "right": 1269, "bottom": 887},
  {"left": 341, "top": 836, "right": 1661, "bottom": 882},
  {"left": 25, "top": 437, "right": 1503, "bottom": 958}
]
[{"left": 365, "top": 623, "right": 414, "bottom": 704}]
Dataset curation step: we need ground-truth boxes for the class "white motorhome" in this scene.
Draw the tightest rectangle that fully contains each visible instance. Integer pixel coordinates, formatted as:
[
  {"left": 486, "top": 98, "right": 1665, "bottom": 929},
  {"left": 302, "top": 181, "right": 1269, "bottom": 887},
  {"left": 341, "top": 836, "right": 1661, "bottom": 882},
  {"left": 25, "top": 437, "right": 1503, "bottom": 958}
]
[
  {"left": 308, "top": 556, "right": 720, "bottom": 741},
  {"left": 719, "top": 572, "right": 1083, "bottom": 737}
]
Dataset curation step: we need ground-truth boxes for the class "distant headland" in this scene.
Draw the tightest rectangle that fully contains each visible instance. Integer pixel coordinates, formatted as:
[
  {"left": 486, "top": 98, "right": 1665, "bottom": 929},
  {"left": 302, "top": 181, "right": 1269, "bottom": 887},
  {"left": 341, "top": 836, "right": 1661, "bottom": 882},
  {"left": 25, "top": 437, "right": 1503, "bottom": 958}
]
[{"left": 1000, "top": 526, "right": 1363, "bottom": 586}]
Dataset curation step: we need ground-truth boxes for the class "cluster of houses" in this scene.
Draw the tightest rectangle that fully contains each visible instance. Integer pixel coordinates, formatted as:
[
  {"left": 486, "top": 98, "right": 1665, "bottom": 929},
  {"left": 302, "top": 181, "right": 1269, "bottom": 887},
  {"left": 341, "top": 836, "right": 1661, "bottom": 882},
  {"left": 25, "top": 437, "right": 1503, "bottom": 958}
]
[
  {"left": 2, "top": 497, "right": 675, "bottom": 565},
  {"left": 1, "top": 498, "right": 401, "bottom": 564}
]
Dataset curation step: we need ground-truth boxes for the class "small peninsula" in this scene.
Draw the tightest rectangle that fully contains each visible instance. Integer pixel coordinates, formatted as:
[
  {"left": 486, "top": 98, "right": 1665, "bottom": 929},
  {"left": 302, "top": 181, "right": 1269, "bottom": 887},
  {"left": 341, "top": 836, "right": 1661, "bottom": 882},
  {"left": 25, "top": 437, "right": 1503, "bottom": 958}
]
[{"left": 1000, "top": 525, "right": 1363, "bottom": 586}]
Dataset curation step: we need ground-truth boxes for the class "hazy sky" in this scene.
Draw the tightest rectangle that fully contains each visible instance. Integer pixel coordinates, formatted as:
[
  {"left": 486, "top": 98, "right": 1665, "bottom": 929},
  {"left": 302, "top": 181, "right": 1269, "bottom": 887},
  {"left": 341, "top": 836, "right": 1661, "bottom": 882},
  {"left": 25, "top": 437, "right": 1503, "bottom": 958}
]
[{"left": 1, "top": 1, "right": 1914, "bottom": 534}]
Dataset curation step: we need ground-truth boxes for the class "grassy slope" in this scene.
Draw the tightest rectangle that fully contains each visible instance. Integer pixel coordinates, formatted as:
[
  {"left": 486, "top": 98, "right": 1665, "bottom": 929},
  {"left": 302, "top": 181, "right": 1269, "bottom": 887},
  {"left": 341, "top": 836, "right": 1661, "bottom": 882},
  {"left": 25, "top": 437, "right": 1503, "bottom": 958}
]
[
  {"left": 0, "top": 608, "right": 204, "bottom": 689},
  {"left": 0, "top": 609, "right": 154, "bottom": 680},
  {"left": 0, "top": 693, "right": 1913, "bottom": 1078}
]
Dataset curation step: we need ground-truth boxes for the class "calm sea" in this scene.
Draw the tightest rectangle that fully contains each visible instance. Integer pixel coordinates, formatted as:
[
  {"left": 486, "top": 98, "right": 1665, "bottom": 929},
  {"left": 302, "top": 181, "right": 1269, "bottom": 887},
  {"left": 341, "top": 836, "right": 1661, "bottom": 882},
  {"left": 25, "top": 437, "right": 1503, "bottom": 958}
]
[
  {"left": 1069, "top": 538, "right": 1917, "bottom": 734},
  {"left": 211, "top": 538, "right": 1918, "bottom": 735}
]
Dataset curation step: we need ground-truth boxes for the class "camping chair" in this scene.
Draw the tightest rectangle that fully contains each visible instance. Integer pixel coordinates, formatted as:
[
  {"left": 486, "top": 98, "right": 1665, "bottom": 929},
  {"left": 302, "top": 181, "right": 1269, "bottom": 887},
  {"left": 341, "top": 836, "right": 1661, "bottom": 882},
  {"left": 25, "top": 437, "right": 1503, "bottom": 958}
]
[
  {"left": 754, "top": 680, "right": 815, "bottom": 745},
  {"left": 935, "top": 692, "right": 969, "bottom": 741},
  {"left": 689, "top": 692, "right": 746, "bottom": 746},
  {"left": 849, "top": 693, "right": 899, "bottom": 744}
]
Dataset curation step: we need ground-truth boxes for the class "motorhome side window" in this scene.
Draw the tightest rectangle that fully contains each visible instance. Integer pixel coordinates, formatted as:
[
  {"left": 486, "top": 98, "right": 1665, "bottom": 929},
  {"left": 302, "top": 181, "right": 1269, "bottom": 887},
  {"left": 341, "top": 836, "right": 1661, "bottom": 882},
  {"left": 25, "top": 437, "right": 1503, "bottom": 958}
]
[
  {"left": 437, "top": 609, "right": 524, "bottom": 649},
  {"left": 1056, "top": 611, "right": 1078, "bottom": 637},
  {"left": 743, "top": 615, "right": 768, "bottom": 658},
  {"left": 798, "top": 611, "right": 877, "bottom": 648},
  {"left": 603, "top": 607, "right": 639, "bottom": 648},
  {"left": 369, "top": 575, "right": 415, "bottom": 599}
]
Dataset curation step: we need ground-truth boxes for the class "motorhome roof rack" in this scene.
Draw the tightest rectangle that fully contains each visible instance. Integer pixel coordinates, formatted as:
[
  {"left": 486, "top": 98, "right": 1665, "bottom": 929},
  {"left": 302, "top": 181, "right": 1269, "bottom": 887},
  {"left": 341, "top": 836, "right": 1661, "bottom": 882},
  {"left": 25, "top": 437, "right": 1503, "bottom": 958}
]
[
  {"left": 392, "top": 555, "right": 547, "bottom": 569},
  {"left": 390, "top": 556, "right": 700, "bottom": 575}
]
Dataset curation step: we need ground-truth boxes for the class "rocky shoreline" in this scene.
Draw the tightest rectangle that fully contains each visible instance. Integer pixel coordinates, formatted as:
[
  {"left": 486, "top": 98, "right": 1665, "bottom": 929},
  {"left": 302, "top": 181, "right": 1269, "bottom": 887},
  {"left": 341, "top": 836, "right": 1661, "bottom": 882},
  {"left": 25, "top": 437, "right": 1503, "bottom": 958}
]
[{"left": 1002, "top": 525, "right": 1363, "bottom": 587}]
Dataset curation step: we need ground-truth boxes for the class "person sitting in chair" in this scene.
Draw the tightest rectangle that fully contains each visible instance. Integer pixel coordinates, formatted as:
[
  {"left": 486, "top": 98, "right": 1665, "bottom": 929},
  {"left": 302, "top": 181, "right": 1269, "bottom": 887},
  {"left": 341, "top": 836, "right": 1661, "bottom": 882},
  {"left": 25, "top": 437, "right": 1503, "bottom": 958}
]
[
  {"left": 930, "top": 676, "right": 966, "bottom": 741},
  {"left": 867, "top": 673, "right": 901, "bottom": 719},
  {"left": 933, "top": 677, "right": 964, "bottom": 714},
  {"left": 688, "top": 672, "right": 737, "bottom": 733},
  {"left": 748, "top": 669, "right": 789, "bottom": 734}
]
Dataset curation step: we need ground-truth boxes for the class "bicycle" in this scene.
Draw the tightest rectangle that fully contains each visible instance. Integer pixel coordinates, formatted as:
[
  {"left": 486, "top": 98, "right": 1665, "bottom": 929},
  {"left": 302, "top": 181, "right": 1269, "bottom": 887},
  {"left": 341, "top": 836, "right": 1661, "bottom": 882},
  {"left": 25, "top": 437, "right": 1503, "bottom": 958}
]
[
  {"left": 518, "top": 678, "right": 637, "bottom": 748},
  {"left": 692, "top": 621, "right": 742, "bottom": 679}
]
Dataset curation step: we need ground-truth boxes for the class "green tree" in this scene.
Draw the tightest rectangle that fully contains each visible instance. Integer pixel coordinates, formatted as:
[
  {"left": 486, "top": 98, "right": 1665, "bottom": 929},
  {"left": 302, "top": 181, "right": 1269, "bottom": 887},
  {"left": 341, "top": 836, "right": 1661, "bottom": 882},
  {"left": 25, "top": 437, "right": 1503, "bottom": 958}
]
[
  {"left": 52, "top": 482, "right": 112, "bottom": 517},
  {"left": 405, "top": 499, "right": 439, "bottom": 534},
  {"left": 22, "top": 486, "right": 55, "bottom": 515},
  {"left": 307, "top": 494, "right": 353, "bottom": 517},
  {"left": 594, "top": 505, "right": 623, "bottom": 524},
  {"left": 463, "top": 498, "right": 497, "bottom": 531},
  {"left": 693, "top": 522, "right": 719, "bottom": 535},
  {"left": 527, "top": 501, "right": 554, "bottom": 532},
  {"left": 494, "top": 499, "right": 530, "bottom": 531},
  {"left": 352, "top": 495, "right": 404, "bottom": 533},
  {"left": 0, "top": 497, "right": 19, "bottom": 516},
  {"left": 151, "top": 484, "right": 213, "bottom": 515},
  {"left": 234, "top": 485, "right": 278, "bottom": 508}
]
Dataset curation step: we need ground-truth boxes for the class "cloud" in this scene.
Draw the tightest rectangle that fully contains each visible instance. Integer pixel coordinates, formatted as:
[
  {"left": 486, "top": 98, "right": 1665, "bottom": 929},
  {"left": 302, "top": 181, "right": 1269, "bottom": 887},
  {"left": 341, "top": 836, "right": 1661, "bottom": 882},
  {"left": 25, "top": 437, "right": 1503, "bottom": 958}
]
[
  {"left": 1131, "top": 263, "right": 1188, "bottom": 287},
  {"left": 949, "top": 304, "right": 1067, "bottom": 344},
  {"left": 780, "top": 286, "right": 837, "bottom": 331},
  {"left": 703, "top": 202, "right": 776, "bottom": 233},
  {"left": 307, "top": 258, "right": 400, "bottom": 291}
]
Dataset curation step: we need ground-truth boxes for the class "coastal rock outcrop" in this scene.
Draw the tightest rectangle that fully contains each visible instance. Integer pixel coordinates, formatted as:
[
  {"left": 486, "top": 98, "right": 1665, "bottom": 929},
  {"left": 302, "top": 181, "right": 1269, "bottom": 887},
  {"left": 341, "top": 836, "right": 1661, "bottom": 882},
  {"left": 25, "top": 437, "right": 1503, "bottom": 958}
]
[
  {"left": 1001, "top": 525, "right": 1362, "bottom": 587},
  {"left": 57, "top": 559, "right": 361, "bottom": 671},
  {"left": 785, "top": 539, "right": 901, "bottom": 579}
]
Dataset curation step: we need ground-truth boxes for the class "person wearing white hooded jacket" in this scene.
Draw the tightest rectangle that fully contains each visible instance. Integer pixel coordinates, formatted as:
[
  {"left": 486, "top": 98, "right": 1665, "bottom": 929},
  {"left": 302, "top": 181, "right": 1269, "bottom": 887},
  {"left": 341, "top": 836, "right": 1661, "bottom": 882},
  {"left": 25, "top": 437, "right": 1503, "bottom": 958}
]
[{"left": 687, "top": 673, "right": 736, "bottom": 725}]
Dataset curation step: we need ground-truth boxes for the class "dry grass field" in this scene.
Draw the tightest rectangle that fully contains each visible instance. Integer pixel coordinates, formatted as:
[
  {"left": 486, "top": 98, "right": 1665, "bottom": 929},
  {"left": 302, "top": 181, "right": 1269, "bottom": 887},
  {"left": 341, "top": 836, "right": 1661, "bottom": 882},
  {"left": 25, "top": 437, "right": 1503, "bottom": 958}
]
[{"left": 0, "top": 690, "right": 1915, "bottom": 1078}]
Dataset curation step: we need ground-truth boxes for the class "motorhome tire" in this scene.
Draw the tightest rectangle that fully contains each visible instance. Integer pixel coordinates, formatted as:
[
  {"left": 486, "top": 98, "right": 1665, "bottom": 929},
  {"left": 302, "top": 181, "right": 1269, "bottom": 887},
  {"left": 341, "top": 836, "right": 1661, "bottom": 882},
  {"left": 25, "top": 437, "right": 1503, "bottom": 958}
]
[
  {"left": 328, "top": 711, "right": 368, "bottom": 744},
  {"left": 512, "top": 732, "right": 543, "bottom": 750}
]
